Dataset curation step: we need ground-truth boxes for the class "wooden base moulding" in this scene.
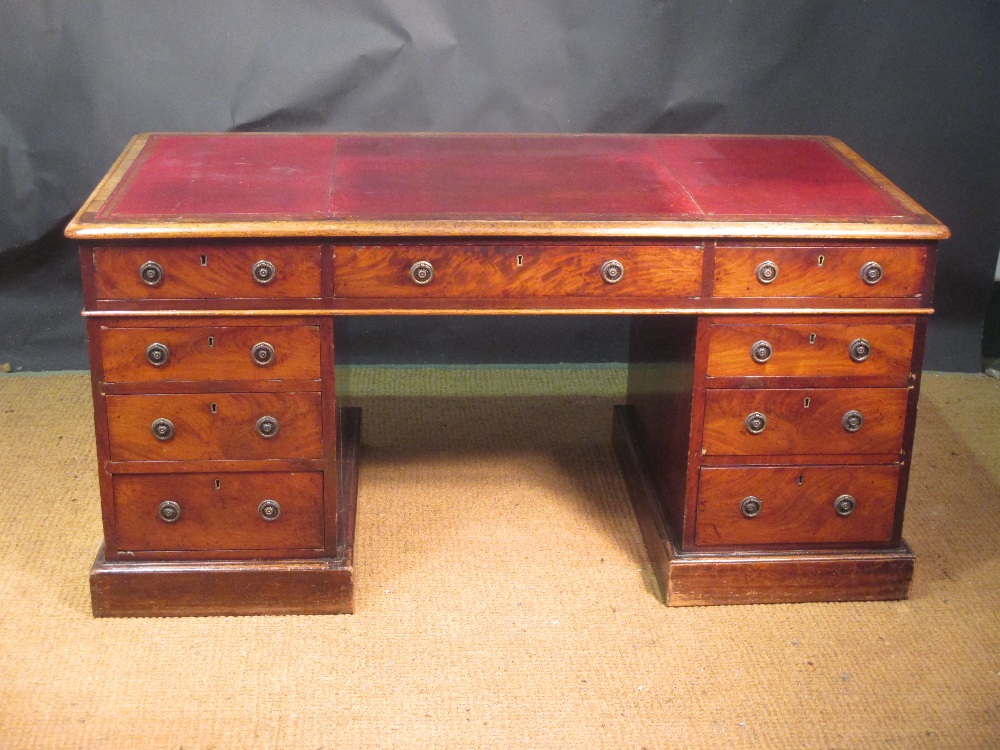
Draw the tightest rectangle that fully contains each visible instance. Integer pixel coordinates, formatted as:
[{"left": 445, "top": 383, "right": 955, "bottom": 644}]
[
  {"left": 89, "top": 408, "right": 361, "bottom": 617},
  {"left": 611, "top": 406, "right": 914, "bottom": 606}
]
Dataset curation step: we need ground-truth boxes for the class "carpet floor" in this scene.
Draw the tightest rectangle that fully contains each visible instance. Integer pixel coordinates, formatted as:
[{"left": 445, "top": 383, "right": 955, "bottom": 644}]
[{"left": 0, "top": 369, "right": 997, "bottom": 749}]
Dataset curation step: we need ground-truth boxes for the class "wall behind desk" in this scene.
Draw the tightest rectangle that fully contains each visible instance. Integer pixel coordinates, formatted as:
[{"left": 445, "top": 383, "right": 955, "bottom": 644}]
[{"left": 1, "top": 2, "right": 997, "bottom": 372}]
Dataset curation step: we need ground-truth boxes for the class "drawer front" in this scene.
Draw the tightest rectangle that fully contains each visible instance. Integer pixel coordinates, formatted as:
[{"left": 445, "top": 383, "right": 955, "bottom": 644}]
[
  {"left": 101, "top": 325, "right": 322, "bottom": 383},
  {"left": 106, "top": 392, "right": 323, "bottom": 461},
  {"left": 705, "top": 320, "right": 915, "bottom": 379},
  {"left": 696, "top": 465, "right": 899, "bottom": 547},
  {"left": 702, "top": 388, "right": 909, "bottom": 456},
  {"left": 92, "top": 245, "right": 322, "bottom": 300},
  {"left": 113, "top": 472, "right": 324, "bottom": 551},
  {"left": 713, "top": 246, "right": 927, "bottom": 298},
  {"left": 334, "top": 244, "right": 703, "bottom": 298}
]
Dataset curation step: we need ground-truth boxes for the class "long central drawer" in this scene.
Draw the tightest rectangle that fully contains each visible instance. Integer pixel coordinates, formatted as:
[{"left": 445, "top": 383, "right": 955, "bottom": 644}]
[{"left": 333, "top": 244, "right": 703, "bottom": 298}]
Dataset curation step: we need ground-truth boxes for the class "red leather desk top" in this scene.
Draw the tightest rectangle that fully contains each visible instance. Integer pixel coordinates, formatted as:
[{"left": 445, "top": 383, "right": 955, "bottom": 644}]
[{"left": 67, "top": 133, "right": 948, "bottom": 240}]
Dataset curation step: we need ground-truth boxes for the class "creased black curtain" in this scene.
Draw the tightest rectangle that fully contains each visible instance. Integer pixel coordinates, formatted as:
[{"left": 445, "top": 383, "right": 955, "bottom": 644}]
[{"left": 1, "top": 1, "right": 998, "bottom": 371}]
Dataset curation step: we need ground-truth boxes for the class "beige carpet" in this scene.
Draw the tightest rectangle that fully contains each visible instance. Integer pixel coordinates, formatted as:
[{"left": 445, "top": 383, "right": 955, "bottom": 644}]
[{"left": 0, "top": 369, "right": 998, "bottom": 749}]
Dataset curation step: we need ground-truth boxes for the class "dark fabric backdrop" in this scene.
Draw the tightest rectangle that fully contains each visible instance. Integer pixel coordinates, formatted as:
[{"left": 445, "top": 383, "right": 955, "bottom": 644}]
[{"left": 1, "top": 2, "right": 998, "bottom": 371}]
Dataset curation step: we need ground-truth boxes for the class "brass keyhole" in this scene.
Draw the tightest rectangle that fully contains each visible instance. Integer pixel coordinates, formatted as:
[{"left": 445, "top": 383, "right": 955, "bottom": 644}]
[
  {"left": 210, "top": 402, "right": 218, "bottom": 414},
  {"left": 516, "top": 255, "right": 524, "bottom": 267},
  {"left": 215, "top": 479, "right": 221, "bottom": 490},
  {"left": 797, "top": 475, "right": 805, "bottom": 486},
  {"left": 803, "top": 397, "right": 811, "bottom": 408},
  {"left": 817, "top": 255, "right": 825, "bottom": 267},
  {"left": 207, "top": 336, "right": 214, "bottom": 347},
  {"left": 200, "top": 255, "right": 208, "bottom": 266},
  {"left": 809, "top": 333, "right": 817, "bottom": 344}
]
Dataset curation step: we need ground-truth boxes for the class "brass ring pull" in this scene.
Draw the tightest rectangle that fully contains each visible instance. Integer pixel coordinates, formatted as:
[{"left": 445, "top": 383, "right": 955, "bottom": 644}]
[
  {"left": 258, "top": 499, "right": 281, "bottom": 521},
  {"left": 139, "top": 261, "right": 164, "bottom": 286},
  {"left": 600, "top": 259, "right": 624, "bottom": 284},
  {"left": 410, "top": 260, "right": 434, "bottom": 285},
  {"left": 146, "top": 342, "right": 170, "bottom": 367},
  {"left": 842, "top": 410, "right": 864, "bottom": 433},
  {"left": 255, "top": 415, "right": 279, "bottom": 438},
  {"left": 750, "top": 340, "right": 773, "bottom": 364},
  {"left": 834, "top": 494, "right": 856, "bottom": 516},
  {"left": 151, "top": 418, "right": 175, "bottom": 441},
  {"left": 744, "top": 412, "right": 767, "bottom": 434},
  {"left": 252, "top": 260, "right": 277, "bottom": 284},
  {"left": 755, "top": 260, "right": 778, "bottom": 284},
  {"left": 251, "top": 342, "right": 275, "bottom": 366},
  {"left": 849, "top": 338, "right": 871, "bottom": 363},
  {"left": 157, "top": 500, "right": 181, "bottom": 523},
  {"left": 860, "top": 261, "right": 883, "bottom": 285},
  {"left": 740, "top": 496, "right": 763, "bottom": 518}
]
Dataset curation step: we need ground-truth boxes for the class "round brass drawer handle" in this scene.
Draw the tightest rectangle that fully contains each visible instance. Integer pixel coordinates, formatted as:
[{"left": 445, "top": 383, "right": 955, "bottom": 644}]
[
  {"left": 600, "top": 259, "right": 625, "bottom": 284},
  {"left": 410, "top": 260, "right": 434, "bottom": 285},
  {"left": 860, "top": 261, "right": 883, "bottom": 285},
  {"left": 139, "top": 261, "right": 164, "bottom": 286},
  {"left": 251, "top": 342, "right": 275, "bottom": 366},
  {"left": 146, "top": 342, "right": 170, "bottom": 367},
  {"left": 258, "top": 499, "right": 281, "bottom": 521},
  {"left": 849, "top": 338, "right": 872, "bottom": 363},
  {"left": 755, "top": 260, "right": 778, "bottom": 284},
  {"left": 744, "top": 411, "right": 767, "bottom": 434},
  {"left": 256, "top": 415, "right": 279, "bottom": 438},
  {"left": 151, "top": 418, "right": 175, "bottom": 441},
  {"left": 252, "top": 260, "right": 277, "bottom": 284},
  {"left": 842, "top": 410, "right": 864, "bottom": 433},
  {"left": 157, "top": 500, "right": 181, "bottom": 523},
  {"left": 740, "top": 496, "right": 763, "bottom": 518},
  {"left": 750, "top": 340, "right": 773, "bottom": 364},
  {"left": 834, "top": 494, "right": 856, "bottom": 517}
]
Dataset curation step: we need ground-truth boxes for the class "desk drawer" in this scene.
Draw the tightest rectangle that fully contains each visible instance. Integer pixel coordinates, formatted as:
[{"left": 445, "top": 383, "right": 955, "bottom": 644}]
[
  {"left": 695, "top": 465, "right": 899, "bottom": 547},
  {"left": 106, "top": 392, "right": 323, "bottom": 461},
  {"left": 713, "top": 246, "right": 927, "bottom": 298},
  {"left": 705, "top": 319, "right": 915, "bottom": 379},
  {"left": 334, "top": 244, "right": 703, "bottom": 298},
  {"left": 92, "top": 245, "right": 322, "bottom": 300},
  {"left": 702, "top": 387, "right": 908, "bottom": 456},
  {"left": 113, "top": 471, "right": 324, "bottom": 552},
  {"left": 101, "top": 325, "right": 321, "bottom": 383}
]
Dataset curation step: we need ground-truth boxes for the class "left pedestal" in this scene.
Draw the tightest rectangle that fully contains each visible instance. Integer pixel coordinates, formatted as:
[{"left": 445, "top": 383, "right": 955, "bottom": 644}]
[{"left": 80, "top": 249, "right": 351, "bottom": 615}]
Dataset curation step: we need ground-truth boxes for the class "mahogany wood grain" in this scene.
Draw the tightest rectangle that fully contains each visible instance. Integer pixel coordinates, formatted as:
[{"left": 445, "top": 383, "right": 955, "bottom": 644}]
[
  {"left": 695, "top": 465, "right": 900, "bottom": 547},
  {"left": 705, "top": 317, "right": 916, "bottom": 379},
  {"left": 113, "top": 471, "right": 324, "bottom": 554},
  {"left": 333, "top": 244, "right": 703, "bottom": 298},
  {"left": 701, "top": 387, "right": 909, "bottom": 456},
  {"left": 612, "top": 405, "right": 913, "bottom": 605},
  {"left": 93, "top": 245, "right": 322, "bottom": 300},
  {"left": 712, "top": 245, "right": 927, "bottom": 298},
  {"left": 105, "top": 392, "right": 323, "bottom": 461},
  {"left": 100, "top": 324, "right": 321, "bottom": 383}
]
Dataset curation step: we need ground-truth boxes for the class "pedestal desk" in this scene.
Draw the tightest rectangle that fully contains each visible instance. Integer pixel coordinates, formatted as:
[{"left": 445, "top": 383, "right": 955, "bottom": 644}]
[{"left": 65, "top": 133, "right": 948, "bottom": 616}]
